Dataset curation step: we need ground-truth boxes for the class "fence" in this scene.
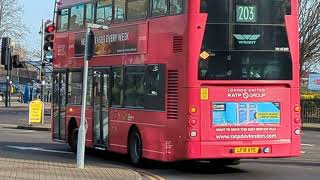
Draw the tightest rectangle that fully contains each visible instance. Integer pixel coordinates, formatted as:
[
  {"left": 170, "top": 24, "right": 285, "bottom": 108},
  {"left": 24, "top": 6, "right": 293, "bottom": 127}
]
[{"left": 301, "top": 100, "right": 320, "bottom": 124}]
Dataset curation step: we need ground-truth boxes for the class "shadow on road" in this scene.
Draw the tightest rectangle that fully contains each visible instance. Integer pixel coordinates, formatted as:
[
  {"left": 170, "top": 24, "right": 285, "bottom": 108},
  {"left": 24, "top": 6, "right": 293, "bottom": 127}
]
[
  {"left": 89, "top": 150, "right": 248, "bottom": 175},
  {"left": 2, "top": 140, "right": 318, "bottom": 176},
  {"left": 244, "top": 159, "right": 320, "bottom": 167}
]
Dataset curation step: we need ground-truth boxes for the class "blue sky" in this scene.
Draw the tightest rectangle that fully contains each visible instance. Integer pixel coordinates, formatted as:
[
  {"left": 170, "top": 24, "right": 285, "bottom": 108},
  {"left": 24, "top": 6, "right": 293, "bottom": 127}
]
[{"left": 21, "top": 0, "right": 55, "bottom": 49}]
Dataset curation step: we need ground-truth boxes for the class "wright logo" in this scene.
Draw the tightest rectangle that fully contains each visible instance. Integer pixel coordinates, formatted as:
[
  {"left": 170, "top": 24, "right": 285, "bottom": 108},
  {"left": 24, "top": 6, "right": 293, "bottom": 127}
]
[{"left": 233, "top": 34, "right": 261, "bottom": 45}]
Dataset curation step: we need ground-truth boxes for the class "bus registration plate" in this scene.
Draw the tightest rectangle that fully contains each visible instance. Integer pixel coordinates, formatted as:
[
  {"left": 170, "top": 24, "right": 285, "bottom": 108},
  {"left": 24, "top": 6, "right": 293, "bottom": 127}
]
[{"left": 234, "top": 147, "right": 260, "bottom": 154}]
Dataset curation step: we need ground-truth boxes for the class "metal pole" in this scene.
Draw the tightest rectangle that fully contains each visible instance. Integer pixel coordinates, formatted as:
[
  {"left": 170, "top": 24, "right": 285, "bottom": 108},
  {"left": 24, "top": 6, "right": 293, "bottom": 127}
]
[
  {"left": 41, "top": 69, "right": 45, "bottom": 102},
  {"left": 40, "top": 19, "right": 44, "bottom": 61},
  {"left": 5, "top": 75, "right": 9, "bottom": 107},
  {"left": 8, "top": 45, "right": 13, "bottom": 107},
  {"left": 76, "top": 21, "right": 108, "bottom": 169},
  {"left": 4, "top": 39, "right": 9, "bottom": 107},
  {"left": 77, "top": 26, "right": 91, "bottom": 169},
  {"left": 40, "top": 19, "right": 44, "bottom": 101},
  {"left": 9, "top": 71, "right": 11, "bottom": 107}
]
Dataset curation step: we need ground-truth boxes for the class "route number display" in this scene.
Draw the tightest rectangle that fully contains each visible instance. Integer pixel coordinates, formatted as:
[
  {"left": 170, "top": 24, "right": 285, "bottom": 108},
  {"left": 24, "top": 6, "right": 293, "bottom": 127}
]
[{"left": 236, "top": 5, "right": 257, "bottom": 23}]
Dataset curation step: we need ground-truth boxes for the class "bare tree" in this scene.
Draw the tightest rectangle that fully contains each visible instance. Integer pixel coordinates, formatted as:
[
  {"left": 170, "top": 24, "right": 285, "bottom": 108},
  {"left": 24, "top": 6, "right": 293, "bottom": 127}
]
[
  {"left": 299, "top": 0, "right": 320, "bottom": 77},
  {"left": 26, "top": 48, "right": 42, "bottom": 61},
  {"left": 0, "top": 0, "right": 27, "bottom": 39},
  {"left": 12, "top": 42, "right": 28, "bottom": 60}
]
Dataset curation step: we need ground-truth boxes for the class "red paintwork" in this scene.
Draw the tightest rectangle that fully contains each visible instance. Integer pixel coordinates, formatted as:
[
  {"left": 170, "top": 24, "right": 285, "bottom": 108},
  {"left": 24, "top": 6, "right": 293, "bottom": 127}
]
[{"left": 52, "top": 0, "right": 300, "bottom": 162}]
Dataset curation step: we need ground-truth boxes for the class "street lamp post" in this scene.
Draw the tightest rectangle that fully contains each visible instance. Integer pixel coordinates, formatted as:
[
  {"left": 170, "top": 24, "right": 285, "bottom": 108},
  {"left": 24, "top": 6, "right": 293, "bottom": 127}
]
[
  {"left": 39, "top": 19, "right": 45, "bottom": 101},
  {"left": 77, "top": 23, "right": 108, "bottom": 169}
]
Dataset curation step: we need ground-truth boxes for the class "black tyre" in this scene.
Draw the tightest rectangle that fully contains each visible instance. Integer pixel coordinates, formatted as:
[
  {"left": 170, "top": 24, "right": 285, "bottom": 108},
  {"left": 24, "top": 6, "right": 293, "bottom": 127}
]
[
  {"left": 128, "top": 129, "right": 143, "bottom": 166},
  {"left": 70, "top": 129, "right": 79, "bottom": 153}
]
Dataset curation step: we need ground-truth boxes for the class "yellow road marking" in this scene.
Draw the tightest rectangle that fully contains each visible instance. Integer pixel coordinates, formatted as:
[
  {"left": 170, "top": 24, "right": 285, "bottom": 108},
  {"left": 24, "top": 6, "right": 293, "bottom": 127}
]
[{"left": 136, "top": 169, "right": 165, "bottom": 180}]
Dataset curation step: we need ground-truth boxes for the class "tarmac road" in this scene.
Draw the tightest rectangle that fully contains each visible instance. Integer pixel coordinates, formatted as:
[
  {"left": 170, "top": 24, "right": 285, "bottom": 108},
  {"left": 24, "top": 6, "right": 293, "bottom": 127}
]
[{"left": 0, "top": 110, "right": 320, "bottom": 180}]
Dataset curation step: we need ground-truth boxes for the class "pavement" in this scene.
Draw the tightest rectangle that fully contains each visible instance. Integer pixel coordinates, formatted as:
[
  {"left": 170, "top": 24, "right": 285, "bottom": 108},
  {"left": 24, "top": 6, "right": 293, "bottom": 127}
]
[
  {"left": 0, "top": 155, "right": 142, "bottom": 180},
  {"left": 0, "top": 101, "right": 52, "bottom": 131},
  {"left": 302, "top": 123, "right": 320, "bottom": 131},
  {"left": 0, "top": 103, "right": 151, "bottom": 180},
  {"left": 0, "top": 124, "right": 146, "bottom": 180},
  {"left": 0, "top": 101, "right": 51, "bottom": 114}
]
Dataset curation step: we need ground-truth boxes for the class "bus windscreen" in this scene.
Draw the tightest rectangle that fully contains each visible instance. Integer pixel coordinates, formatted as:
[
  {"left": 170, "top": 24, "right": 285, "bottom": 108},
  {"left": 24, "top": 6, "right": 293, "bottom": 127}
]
[{"left": 199, "top": 0, "right": 292, "bottom": 80}]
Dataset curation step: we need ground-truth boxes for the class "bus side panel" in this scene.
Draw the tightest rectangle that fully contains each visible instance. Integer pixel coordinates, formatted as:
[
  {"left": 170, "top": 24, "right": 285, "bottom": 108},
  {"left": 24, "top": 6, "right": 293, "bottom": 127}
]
[
  {"left": 285, "top": 15, "right": 300, "bottom": 87},
  {"left": 290, "top": 87, "right": 301, "bottom": 157},
  {"left": 65, "top": 106, "right": 94, "bottom": 148},
  {"left": 85, "top": 107, "right": 94, "bottom": 148},
  {"left": 108, "top": 109, "right": 168, "bottom": 160},
  {"left": 285, "top": 7, "right": 300, "bottom": 157}
]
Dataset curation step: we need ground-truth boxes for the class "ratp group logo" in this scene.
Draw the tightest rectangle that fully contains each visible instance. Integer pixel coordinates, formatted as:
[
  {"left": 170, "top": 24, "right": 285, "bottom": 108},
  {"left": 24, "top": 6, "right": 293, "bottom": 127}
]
[{"left": 233, "top": 34, "right": 261, "bottom": 45}]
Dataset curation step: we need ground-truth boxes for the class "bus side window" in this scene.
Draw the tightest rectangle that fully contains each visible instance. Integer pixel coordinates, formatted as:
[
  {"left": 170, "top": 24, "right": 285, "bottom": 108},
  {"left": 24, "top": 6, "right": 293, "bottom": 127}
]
[
  {"left": 114, "top": 0, "right": 125, "bottom": 22},
  {"left": 86, "top": 69, "right": 93, "bottom": 105},
  {"left": 144, "top": 64, "right": 165, "bottom": 111},
  {"left": 111, "top": 67, "right": 123, "bottom": 107},
  {"left": 169, "top": 0, "right": 183, "bottom": 15},
  {"left": 57, "top": 9, "right": 69, "bottom": 31},
  {"left": 145, "top": 65, "right": 160, "bottom": 96},
  {"left": 70, "top": 4, "right": 85, "bottom": 30},
  {"left": 124, "top": 66, "right": 145, "bottom": 108},
  {"left": 68, "top": 71, "right": 83, "bottom": 105},
  {"left": 96, "top": 0, "right": 113, "bottom": 25},
  {"left": 127, "top": 0, "right": 148, "bottom": 21},
  {"left": 151, "top": 0, "right": 168, "bottom": 17},
  {"left": 85, "top": 3, "right": 94, "bottom": 24}
]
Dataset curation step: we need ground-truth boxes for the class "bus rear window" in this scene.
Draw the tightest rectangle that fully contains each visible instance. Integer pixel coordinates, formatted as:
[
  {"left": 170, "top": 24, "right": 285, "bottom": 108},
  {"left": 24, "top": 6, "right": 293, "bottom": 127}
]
[
  {"left": 199, "top": 0, "right": 292, "bottom": 81},
  {"left": 201, "top": 0, "right": 291, "bottom": 24},
  {"left": 202, "top": 25, "right": 289, "bottom": 51},
  {"left": 199, "top": 52, "right": 292, "bottom": 80}
]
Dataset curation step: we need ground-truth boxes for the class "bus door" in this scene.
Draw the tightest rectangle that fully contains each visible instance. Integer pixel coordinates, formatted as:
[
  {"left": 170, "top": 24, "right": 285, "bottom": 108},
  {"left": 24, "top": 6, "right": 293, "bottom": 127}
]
[
  {"left": 52, "top": 71, "right": 67, "bottom": 141},
  {"left": 92, "top": 69, "right": 110, "bottom": 147}
]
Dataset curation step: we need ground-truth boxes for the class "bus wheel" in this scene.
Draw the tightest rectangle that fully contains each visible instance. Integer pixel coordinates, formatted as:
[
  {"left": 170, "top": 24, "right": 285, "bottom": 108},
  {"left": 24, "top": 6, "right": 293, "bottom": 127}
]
[
  {"left": 128, "top": 129, "right": 142, "bottom": 166},
  {"left": 70, "top": 129, "right": 79, "bottom": 153}
]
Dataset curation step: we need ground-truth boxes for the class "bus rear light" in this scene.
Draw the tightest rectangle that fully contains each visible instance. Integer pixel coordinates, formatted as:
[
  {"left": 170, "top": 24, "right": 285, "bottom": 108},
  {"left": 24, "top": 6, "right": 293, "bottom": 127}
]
[
  {"left": 189, "top": 107, "right": 197, "bottom": 114},
  {"left": 188, "top": 119, "right": 197, "bottom": 126},
  {"left": 189, "top": 130, "right": 197, "bottom": 138},
  {"left": 69, "top": 108, "right": 73, "bottom": 113},
  {"left": 294, "top": 128, "right": 301, "bottom": 135},
  {"left": 294, "top": 117, "right": 300, "bottom": 123},
  {"left": 294, "top": 105, "right": 301, "bottom": 112}
]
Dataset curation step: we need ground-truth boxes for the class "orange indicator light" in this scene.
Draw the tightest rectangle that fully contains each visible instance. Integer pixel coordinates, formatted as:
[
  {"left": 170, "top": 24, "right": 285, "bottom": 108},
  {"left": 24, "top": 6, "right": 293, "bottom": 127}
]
[
  {"left": 190, "top": 107, "right": 197, "bottom": 114},
  {"left": 294, "top": 106, "right": 301, "bottom": 112}
]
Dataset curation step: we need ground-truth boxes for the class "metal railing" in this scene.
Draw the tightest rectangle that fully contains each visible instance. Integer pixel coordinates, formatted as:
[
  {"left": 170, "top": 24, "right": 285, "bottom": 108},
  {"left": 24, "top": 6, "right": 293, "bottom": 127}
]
[{"left": 301, "top": 100, "right": 320, "bottom": 124}]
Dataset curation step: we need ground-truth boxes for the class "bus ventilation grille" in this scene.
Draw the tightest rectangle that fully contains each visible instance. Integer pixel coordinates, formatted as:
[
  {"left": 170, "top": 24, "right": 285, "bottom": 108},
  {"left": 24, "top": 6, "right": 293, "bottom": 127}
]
[
  {"left": 167, "top": 70, "right": 179, "bottom": 120},
  {"left": 173, "top": 36, "right": 183, "bottom": 53}
]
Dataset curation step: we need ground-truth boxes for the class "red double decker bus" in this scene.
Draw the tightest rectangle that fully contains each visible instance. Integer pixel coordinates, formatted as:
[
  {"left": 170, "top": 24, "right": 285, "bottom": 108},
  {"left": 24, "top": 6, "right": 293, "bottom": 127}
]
[{"left": 52, "top": 0, "right": 300, "bottom": 165}]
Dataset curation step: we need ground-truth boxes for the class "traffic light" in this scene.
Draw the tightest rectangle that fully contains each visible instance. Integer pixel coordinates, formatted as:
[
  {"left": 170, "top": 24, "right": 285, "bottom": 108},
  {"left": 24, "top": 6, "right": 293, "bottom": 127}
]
[
  {"left": 43, "top": 21, "right": 55, "bottom": 63},
  {"left": 12, "top": 55, "right": 24, "bottom": 68},
  {"left": 1, "top": 37, "right": 12, "bottom": 70}
]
